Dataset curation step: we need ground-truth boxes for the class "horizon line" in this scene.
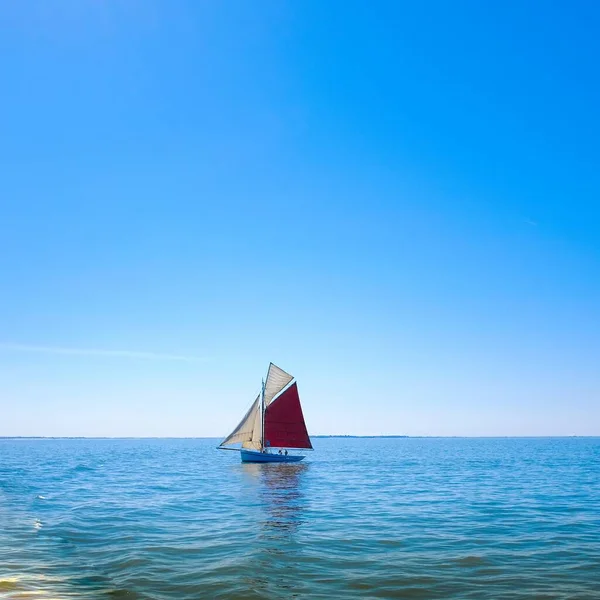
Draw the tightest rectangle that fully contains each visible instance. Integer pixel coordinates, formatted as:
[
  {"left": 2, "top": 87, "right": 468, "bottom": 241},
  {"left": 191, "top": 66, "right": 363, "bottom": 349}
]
[{"left": 1, "top": 435, "right": 598, "bottom": 440}]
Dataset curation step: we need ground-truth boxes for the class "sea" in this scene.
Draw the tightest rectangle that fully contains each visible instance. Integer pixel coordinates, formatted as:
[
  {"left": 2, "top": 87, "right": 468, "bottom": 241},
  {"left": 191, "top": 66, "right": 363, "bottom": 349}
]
[{"left": 1, "top": 437, "right": 599, "bottom": 599}]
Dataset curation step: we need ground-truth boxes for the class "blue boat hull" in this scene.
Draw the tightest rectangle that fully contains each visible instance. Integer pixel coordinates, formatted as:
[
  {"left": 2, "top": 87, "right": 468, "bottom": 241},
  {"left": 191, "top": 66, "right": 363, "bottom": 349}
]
[{"left": 240, "top": 450, "right": 305, "bottom": 463}]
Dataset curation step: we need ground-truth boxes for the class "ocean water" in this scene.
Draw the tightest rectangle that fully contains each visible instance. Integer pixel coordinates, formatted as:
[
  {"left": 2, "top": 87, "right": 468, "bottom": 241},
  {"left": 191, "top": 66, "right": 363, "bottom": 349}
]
[{"left": 1, "top": 438, "right": 599, "bottom": 599}]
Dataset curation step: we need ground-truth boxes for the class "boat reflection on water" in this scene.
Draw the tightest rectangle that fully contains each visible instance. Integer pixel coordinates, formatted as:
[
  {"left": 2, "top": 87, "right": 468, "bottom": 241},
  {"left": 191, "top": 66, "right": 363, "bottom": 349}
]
[
  {"left": 240, "top": 462, "right": 310, "bottom": 595},
  {"left": 242, "top": 462, "right": 309, "bottom": 539}
]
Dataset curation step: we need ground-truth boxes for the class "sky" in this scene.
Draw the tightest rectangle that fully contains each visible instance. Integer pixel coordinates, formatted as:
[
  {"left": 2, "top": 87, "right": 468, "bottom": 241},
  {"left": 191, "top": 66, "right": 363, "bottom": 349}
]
[{"left": 0, "top": 0, "right": 599, "bottom": 437}]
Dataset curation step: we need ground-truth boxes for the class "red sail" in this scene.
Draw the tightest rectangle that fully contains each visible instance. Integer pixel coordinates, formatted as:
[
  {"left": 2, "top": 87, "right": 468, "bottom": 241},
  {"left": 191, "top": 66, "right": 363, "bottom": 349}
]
[{"left": 263, "top": 382, "right": 312, "bottom": 449}]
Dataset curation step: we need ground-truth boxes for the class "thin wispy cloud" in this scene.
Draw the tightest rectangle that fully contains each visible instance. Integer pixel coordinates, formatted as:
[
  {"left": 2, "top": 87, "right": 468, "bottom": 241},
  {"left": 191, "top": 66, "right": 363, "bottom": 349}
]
[{"left": 0, "top": 343, "right": 206, "bottom": 363}]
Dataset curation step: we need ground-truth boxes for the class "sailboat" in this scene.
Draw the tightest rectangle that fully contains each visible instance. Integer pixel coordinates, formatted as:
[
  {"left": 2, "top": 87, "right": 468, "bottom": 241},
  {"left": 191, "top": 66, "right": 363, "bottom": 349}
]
[{"left": 218, "top": 363, "right": 313, "bottom": 462}]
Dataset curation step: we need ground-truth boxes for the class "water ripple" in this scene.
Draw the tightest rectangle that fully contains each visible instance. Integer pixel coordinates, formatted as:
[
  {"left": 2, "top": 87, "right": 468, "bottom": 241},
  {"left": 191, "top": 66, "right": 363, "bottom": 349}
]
[{"left": 1, "top": 438, "right": 600, "bottom": 598}]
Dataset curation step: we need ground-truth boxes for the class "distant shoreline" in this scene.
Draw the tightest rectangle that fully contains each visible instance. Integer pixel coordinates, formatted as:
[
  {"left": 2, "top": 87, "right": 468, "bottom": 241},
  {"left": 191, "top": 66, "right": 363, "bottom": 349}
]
[
  {"left": 0, "top": 435, "right": 596, "bottom": 440},
  {"left": 312, "top": 435, "right": 408, "bottom": 438},
  {"left": 0, "top": 435, "right": 410, "bottom": 440}
]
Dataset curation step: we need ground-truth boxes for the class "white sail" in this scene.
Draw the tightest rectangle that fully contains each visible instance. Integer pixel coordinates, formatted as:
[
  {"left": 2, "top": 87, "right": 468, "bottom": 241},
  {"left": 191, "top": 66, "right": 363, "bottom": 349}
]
[
  {"left": 263, "top": 363, "right": 294, "bottom": 406},
  {"left": 220, "top": 394, "right": 261, "bottom": 447},
  {"left": 242, "top": 403, "right": 263, "bottom": 450}
]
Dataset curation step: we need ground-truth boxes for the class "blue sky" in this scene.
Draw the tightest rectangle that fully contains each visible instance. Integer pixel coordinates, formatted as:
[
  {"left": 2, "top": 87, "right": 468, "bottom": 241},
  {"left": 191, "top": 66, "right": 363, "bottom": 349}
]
[{"left": 1, "top": 1, "right": 599, "bottom": 436}]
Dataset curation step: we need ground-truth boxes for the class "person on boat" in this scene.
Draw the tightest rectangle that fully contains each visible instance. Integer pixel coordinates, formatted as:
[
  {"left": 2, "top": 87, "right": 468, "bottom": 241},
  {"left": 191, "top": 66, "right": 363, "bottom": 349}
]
[
  {"left": 278, "top": 449, "right": 282, "bottom": 455},
  {"left": 284, "top": 450, "right": 288, "bottom": 456}
]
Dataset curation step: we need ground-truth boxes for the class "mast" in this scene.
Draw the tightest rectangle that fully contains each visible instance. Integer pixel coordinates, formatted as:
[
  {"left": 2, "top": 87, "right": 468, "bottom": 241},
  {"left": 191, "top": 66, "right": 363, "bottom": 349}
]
[{"left": 260, "top": 377, "right": 266, "bottom": 452}]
